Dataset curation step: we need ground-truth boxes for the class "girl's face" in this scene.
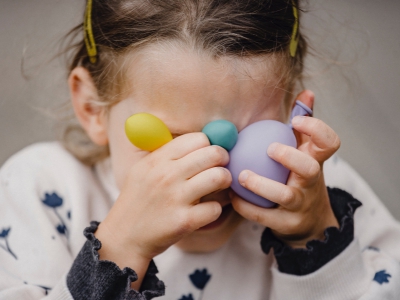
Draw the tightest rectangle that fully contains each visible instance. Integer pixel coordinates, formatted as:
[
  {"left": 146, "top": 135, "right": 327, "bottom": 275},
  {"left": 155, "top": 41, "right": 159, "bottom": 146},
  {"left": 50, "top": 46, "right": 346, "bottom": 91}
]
[{"left": 106, "top": 43, "right": 291, "bottom": 252}]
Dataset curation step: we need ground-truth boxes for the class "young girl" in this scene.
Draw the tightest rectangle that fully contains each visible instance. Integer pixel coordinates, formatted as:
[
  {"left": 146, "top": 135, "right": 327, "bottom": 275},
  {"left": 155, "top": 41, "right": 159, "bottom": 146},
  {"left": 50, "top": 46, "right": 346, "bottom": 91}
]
[{"left": 1, "top": 0, "right": 400, "bottom": 299}]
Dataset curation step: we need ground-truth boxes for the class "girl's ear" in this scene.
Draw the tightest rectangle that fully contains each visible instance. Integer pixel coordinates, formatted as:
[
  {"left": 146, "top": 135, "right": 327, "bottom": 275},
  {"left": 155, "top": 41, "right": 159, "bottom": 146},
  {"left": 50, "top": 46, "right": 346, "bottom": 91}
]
[{"left": 68, "top": 67, "right": 109, "bottom": 146}]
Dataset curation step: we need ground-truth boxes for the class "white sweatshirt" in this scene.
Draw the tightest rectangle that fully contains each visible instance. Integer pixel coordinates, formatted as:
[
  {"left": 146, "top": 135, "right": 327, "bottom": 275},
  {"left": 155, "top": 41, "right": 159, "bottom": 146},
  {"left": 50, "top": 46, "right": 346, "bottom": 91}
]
[{"left": 0, "top": 142, "right": 399, "bottom": 299}]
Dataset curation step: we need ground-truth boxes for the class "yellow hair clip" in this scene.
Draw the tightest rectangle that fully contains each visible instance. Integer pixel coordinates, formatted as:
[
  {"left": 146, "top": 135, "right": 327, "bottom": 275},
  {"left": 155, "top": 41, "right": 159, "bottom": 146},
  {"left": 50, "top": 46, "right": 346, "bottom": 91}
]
[
  {"left": 289, "top": 0, "right": 299, "bottom": 58},
  {"left": 84, "top": 0, "right": 97, "bottom": 64}
]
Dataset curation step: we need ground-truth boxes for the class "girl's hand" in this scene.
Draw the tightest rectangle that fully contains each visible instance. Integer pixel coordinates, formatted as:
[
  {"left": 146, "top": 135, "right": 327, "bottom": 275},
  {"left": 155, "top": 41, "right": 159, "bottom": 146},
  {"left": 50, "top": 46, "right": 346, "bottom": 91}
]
[
  {"left": 231, "top": 92, "right": 340, "bottom": 248},
  {"left": 96, "top": 133, "right": 231, "bottom": 272}
]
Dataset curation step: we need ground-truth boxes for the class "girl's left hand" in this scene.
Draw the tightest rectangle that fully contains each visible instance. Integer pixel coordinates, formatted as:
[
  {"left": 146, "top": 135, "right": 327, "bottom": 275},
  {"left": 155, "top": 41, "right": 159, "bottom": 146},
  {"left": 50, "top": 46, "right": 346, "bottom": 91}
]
[{"left": 231, "top": 91, "right": 341, "bottom": 248}]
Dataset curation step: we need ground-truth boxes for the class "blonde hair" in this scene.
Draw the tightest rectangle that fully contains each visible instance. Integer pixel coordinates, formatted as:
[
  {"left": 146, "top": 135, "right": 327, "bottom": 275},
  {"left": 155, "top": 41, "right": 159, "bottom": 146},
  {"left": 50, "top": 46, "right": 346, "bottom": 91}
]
[{"left": 62, "top": 0, "right": 307, "bottom": 165}]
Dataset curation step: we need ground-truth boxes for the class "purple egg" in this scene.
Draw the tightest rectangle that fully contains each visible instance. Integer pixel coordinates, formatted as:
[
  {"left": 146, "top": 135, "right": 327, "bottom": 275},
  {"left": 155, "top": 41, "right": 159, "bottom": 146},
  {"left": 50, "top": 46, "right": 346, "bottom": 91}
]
[{"left": 227, "top": 120, "right": 297, "bottom": 208}]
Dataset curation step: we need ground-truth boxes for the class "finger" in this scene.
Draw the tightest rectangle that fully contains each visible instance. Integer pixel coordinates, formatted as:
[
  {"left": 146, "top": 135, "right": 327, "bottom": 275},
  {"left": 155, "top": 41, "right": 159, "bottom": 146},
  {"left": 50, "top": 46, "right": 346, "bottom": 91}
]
[
  {"left": 292, "top": 90, "right": 314, "bottom": 113},
  {"left": 155, "top": 132, "right": 210, "bottom": 160},
  {"left": 231, "top": 194, "right": 299, "bottom": 234},
  {"left": 291, "top": 116, "right": 340, "bottom": 162},
  {"left": 238, "top": 170, "right": 301, "bottom": 210},
  {"left": 187, "top": 201, "right": 222, "bottom": 230},
  {"left": 291, "top": 90, "right": 314, "bottom": 150},
  {"left": 178, "top": 145, "right": 229, "bottom": 179},
  {"left": 185, "top": 167, "right": 232, "bottom": 202},
  {"left": 267, "top": 143, "right": 320, "bottom": 182}
]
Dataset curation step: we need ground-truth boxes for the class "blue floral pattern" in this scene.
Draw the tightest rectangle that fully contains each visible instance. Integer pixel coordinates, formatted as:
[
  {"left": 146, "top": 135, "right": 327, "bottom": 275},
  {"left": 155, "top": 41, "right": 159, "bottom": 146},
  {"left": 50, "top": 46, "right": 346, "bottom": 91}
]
[
  {"left": 373, "top": 270, "right": 391, "bottom": 285},
  {"left": 24, "top": 282, "right": 51, "bottom": 295},
  {"left": 189, "top": 269, "right": 211, "bottom": 290},
  {"left": 42, "top": 192, "right": 69, "bottom": 239},
  {"left": 178, "top": 294, "right": 194, "bottom": 300},
  {"left": 0, "top": 227, "right": 17, "bottom": 259},
  {"left": 179, "top": 268, "right": 212, "bottom": 300},
  {"left": 367, "top": 246, "right": 380, "bottom": 252},
  {"left": 56, "top": 224, "right": 67, "bottom": 235},
  {"left": 37, "top": 285, "right": 51, "bottom": 295},
  {"left": 42, "top": 193, "right": 63, "bottom": 207},
  {"left": 178, "top": 268, "right": 211, "bottom": 300}
]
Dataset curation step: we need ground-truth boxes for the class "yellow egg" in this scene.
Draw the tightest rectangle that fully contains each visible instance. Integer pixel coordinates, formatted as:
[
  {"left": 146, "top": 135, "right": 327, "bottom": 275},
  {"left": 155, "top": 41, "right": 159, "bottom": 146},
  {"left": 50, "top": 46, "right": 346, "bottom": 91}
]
[{"left": 125, "top": 113, "right": 173, "bottom": 152}]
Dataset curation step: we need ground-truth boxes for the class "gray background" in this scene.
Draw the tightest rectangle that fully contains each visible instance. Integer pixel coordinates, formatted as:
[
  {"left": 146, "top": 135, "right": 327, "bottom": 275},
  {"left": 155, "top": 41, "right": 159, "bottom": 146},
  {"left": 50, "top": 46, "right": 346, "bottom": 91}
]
[{"left": 1, "top": 0, "right": 399, "bottom": 219}]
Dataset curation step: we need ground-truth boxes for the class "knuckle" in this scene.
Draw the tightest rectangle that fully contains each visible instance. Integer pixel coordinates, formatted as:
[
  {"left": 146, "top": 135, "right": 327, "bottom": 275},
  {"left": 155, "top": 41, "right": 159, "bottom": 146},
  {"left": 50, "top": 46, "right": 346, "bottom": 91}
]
[
  {"left": 314, "top": 118, "right": 323, "bottom": 129},
  {"left": 221, "top": 168, "right": 232, "bottom": 186},
  {"left": 310, "top": 118, "right": 322, "bottom": 133},
  {"left": 159, "top": 171, "right": 176, "bottom": 186},
  {"left": 210, "top": 202, "right": 223, "bottom": 218},
  {"left": 287, "top": 215, "right": 303, "bottom": 232},
  {"left": 273, "top": 144, "right": 286, "bottom": 160},
  {"left": 197, "top": 133, "right": 211, "bottom": 147},
  {"left": 306, "top": 159, "right": 320, "bottom": 178},
  {"left": 163, "top": 194, "right": 176, "bottom": 207},
  {"left": 143, "top": 158, "right": 157, "bottom": 171},
  {"left": 211, "top": 168, "right": 230, "bottom": 186},
  {"left": 246, "top": 174, "right": 260, "bottom": 192},
  {"left": 321, "top": 124, "right": 340, "bottom": 152},
  {"left": 316, "top": 118, "right": 323, "bottom": 126},
  {"left": 330, "top": 134, "right": 341, "bottom": 152},
  {"left": 175, "top": 212, "right": 192, "bottom": 234},
  {"left": 251, "top": 209, "right": 264, "bottom": 225},
  {"left": 279, "top": 188, "right": 295, "bottom": 206},
  {"left": 209, "top": 146, "right": 227, "bottom": 165}
]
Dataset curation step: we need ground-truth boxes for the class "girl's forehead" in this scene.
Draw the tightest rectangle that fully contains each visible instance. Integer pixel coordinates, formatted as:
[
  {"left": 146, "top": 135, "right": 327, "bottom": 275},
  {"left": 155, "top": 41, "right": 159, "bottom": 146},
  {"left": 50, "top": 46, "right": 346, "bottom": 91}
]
[
  {"left": 124, "top": 42, "right": 286, "bottom": 93},
  {"left": 145, "top": 43, "right": 279, "bottom": 72},
  {"left": 117, "top": 44, "right": 289, "bottom": 131}
]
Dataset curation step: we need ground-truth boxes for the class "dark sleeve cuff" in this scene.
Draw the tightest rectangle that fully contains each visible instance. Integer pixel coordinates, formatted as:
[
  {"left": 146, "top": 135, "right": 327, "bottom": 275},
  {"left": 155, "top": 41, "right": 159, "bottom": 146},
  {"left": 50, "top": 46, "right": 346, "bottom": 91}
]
[
  {"left": 260, "top": 187, "right": 362, "bottom": 276},
  {"left": 66, "top": 221, "right": 165, "bottom": 300}
]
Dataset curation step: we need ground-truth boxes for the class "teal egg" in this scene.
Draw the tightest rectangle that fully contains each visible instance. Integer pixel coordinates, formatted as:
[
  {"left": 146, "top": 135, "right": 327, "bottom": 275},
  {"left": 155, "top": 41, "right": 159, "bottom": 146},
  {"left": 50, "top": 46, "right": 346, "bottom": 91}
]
[{"left": 202, "top": 120, "right": 238, "bottom": 151}]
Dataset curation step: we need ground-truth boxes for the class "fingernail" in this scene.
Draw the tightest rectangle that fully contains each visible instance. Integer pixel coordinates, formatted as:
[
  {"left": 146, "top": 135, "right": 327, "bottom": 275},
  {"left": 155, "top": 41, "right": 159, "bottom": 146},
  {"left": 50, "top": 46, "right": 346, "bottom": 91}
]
[
  {"left": 239, "top": 171, "right": 249, "bottom": 185},
  {"left": 292, "top": 116, "right": 305, "bottom": 126},
  {"left": 267, "top": 143, "right": 278, "bottom": 156}
]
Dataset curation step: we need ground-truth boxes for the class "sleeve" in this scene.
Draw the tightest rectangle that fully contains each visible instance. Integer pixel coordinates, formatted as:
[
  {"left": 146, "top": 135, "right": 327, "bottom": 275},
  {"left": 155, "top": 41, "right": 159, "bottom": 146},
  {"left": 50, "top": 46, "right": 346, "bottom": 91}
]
[
  {"left": 261, "top": 187, "right": 361, "bottom": 275},
  {"left": 262, "top": 187, "right": 400, "bottom": 300},
  {"left": 0, "top": 145, "right": 165, "bottom": 299},
  {"left": 66, "top": 222, "right": 165, "bottom": 300},
  {"left": 0, "top": 147, "right": 75, "bottom": 299}
]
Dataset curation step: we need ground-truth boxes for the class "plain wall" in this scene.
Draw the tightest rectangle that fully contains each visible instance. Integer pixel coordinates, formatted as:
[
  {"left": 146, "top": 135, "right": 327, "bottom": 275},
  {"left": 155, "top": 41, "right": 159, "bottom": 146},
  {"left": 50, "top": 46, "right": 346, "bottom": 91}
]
[{"left": 1, "top": 0, "right": 400, "bottom": 219}]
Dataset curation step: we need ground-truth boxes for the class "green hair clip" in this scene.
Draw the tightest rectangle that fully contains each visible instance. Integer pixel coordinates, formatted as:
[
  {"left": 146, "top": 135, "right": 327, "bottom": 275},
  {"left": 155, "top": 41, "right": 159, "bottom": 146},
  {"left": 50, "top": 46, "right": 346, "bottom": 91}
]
[
  {"left": 290, "top": 0, "right": 299, "bottom": 58},
  {"left": 84, "top": 0, "right": 97, "bottom": 64}
]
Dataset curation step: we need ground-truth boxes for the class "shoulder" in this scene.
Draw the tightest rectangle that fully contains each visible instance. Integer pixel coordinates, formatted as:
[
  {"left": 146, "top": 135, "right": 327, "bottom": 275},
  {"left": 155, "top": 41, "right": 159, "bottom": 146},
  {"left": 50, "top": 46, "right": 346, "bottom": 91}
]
[
  {"left": 1, "top": 142, "right": 87, "bottom": 173},
  {"left": 0, "top": 143, "right": 106, "bottom": 274},
  {"left": 323, "top": 155, "right": 380, "bottom": 204},
  {"left": 0, "top": 142, "right": 96, "bottom": 208},
  {"left": 1, "top": 142, "right": 92, "bottom": 184},
  {"left": 0, "top": 142, "right": 113, "bottom": 254},
  {"left": 323, "top": 154, "right": 383, "bottom": 216},
  {"left": 324, "top": 155, "right": 400, "bottom": 252}
]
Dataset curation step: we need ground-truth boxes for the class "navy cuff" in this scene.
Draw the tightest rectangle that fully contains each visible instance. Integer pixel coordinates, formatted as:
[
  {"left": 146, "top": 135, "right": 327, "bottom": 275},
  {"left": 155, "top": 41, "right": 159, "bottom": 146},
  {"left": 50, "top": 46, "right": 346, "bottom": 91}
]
[
  {"left": 261, "top": 187, "right": 362, "bottom": 275},
  {"left": 66, "top": 221, "right": 165, "bottom": 299}
]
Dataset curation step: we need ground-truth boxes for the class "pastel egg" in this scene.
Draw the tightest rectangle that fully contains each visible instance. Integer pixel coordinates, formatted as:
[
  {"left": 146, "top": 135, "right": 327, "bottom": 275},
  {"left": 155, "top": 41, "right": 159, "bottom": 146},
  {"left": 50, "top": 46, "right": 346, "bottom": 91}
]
[
  {"left": 125, "top": 113, "right": 172, "bottom": 152},
  {"left": 202, "top": 120, "right": 238, "bottom": 151},
  {"left": 227, "top": 120, "right": 297, "bottom": 208}
]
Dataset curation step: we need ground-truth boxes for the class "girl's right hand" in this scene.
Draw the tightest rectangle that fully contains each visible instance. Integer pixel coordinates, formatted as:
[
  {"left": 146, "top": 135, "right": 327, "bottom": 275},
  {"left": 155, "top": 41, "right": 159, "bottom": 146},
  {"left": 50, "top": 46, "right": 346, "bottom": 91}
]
[{"left": 95, "top": 132, "right": 231, "bottom": 275}]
